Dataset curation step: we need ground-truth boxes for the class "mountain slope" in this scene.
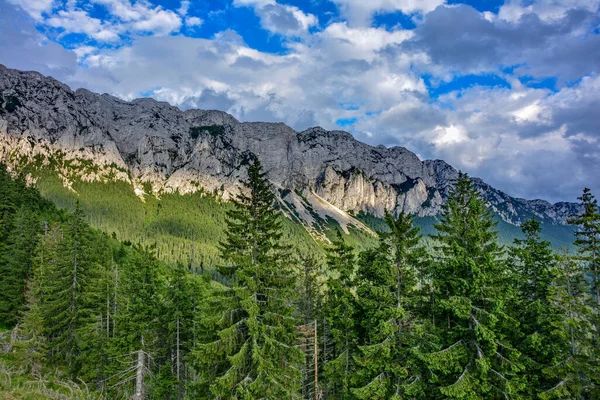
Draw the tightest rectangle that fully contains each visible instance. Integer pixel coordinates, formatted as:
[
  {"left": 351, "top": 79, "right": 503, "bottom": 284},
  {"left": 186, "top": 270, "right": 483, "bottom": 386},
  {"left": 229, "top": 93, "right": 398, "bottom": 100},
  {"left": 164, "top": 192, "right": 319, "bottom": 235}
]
[{"left": 0, "top": 65, "right": 579, "bottom": 248}]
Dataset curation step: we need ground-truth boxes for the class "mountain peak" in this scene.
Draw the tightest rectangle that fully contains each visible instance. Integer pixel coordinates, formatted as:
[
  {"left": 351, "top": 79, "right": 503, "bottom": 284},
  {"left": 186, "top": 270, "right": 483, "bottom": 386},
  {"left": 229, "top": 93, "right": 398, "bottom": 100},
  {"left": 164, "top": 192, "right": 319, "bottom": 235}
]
[{"left": 0, "top": 66, "right": 581, "bottom": 230}]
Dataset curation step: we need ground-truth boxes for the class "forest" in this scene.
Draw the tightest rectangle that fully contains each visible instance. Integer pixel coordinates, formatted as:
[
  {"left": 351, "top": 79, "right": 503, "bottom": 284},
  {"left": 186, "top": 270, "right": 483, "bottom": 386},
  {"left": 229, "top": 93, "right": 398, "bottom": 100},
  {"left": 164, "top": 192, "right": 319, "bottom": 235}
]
[{"left": 0, "top": 158, "right": 599, "bottom": 399}]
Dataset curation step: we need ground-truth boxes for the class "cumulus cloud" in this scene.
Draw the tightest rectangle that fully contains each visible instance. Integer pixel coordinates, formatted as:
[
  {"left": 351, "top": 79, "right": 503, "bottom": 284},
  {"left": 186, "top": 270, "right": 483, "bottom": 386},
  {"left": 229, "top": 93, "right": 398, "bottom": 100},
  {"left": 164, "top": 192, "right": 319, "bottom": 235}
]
[
  {"left": 233, "top": 0, "right": 317, "bottom": 36},
  {"left": 332, "top": 0, "right": 446, "bottom": 26},
  {"left": 498, "top": 0, "right": 600, "bottom": 22},
  {"left": 177, "top": 0, "right": 190, "bottom": 16},
  {"left": 401, "top": 4, "right": 600, "bottom": 81},
  {"left": 6, "top": 0, "right": 53, "bottom": 20},
  {"left": 46, "top": 9, "right": 121, "bottom": 41},
  {"left": 185, "top": 16, "right": 203, "bottom": 27},
  {"left": 10, "top": 0, "right": 183, "bottom": 41}
]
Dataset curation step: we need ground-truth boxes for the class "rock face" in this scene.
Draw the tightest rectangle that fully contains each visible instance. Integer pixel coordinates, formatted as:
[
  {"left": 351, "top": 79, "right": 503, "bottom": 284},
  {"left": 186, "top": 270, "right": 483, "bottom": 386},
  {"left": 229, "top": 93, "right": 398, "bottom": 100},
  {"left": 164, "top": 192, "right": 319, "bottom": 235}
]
[{"left": 0, "top": 64, "right": 580, "bottom": 232}]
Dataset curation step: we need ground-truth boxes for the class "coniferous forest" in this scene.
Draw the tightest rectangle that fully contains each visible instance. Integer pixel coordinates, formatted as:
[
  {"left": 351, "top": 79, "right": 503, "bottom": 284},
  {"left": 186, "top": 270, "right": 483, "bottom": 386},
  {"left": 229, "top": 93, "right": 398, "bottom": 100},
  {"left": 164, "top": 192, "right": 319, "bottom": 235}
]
[{"left": 1, "top": 158, "right": 599, "bottom": 399}]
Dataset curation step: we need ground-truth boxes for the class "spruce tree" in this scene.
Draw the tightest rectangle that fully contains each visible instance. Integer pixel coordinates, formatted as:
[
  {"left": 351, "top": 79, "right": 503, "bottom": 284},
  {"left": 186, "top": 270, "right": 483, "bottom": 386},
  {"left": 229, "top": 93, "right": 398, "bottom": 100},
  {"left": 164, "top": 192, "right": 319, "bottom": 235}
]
[
  {"left": 568, "top": 188, "right": 600, "bottom": 314},
  {"left": 324, "top": 230, "right": 357, "bottom": 400},
  {"left": 40, "top": 203, "right": 97, "bottom": 376},
  {"left": 508, "top": 218, "right": 560, "bottom": 396},
  {"left": 0, "top": 206, "right": 39, "bottom": 326},
  {"left": 17, "top": 239, "right": 48, "bottom": 378},
  {"left": 161, "top": 261, "right": 196, "bottom": 399},
  {"left": 567, "top": 188, "right": 600, "bottom": 396},
  {"left": 422, "top": 172, "right": 524, "bottom": 398},
  {"left": 193, "top": 157, "right": 302, "bottom": 399},
  {"left": 351, "top": 212, "right": 428, "bottom": 399},
  {"left": 106, "top": 245, "right": 162, "bottom": 398},
  {"left": 296, "top": 254, "right": 325, "bottom": 400},
  {"left": 541, "top": 253, "right": 597, "bottom": 399}
]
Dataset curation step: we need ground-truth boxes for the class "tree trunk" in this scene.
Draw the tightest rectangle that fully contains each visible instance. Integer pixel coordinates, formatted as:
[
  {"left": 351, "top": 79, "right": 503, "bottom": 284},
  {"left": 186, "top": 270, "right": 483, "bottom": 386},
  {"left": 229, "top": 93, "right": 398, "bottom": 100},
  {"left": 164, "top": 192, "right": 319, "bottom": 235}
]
[
  {"left": 177, "top": 316, "right": 182, "bottom": 400},
  {"left": 314, "top": 319, "right": 319, "bottom": 400},
  {"left": 133, "top": 349, "right": 145, "bottom": 400}
]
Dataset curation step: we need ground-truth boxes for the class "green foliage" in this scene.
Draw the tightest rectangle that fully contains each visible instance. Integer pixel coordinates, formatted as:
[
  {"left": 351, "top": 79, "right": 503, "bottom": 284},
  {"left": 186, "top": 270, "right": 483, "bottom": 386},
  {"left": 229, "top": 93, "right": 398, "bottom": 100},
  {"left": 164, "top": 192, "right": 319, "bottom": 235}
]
[
  {"left": 33, "top": 169, "right": 322, "bottom": 276},
  {"left": 507, "top": 218, "right": 564, "bottom": 397},
  {"left": 541, "top": 254, "right": 599, "bottom": 399},
  {"left": 323, "top": 230, "right": 357, "bottom": 399},
  {"left": 422, "top": 172, "right": 525, "bottom": 398},
  {"left": 189, "top": 125, "right": 225, "bottom": 139},
  {"left": 352, "top": 212, "right": 429, "bottom": 399},
  {"left": 569, "top": 187, "right": 600, "bottom": 312},
  {"left": 193, "top": 158, "right": 303, "bottom": 398},
  {"left": 2, "top": 161, "right": 599, "bottom": 399},
  {"left": 1, "top": 95, "right": 21, "bottom": 113}
]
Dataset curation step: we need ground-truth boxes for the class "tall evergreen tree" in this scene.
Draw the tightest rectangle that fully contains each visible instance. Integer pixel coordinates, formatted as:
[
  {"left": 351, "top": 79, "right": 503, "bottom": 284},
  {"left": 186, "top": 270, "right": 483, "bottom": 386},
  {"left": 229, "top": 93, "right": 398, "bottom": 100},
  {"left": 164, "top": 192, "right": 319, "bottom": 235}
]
[
  {"left": 541, "top": 253, "right": 597, "bottom": 399},
  {"left": 567, "top": 188, "right": 600, "bottom": 396},
  {"left": 351, "top": 212, "right": 428, "bottom": 399},
  {"left": 0, "top": 206, "right": 39, "bottom": 326},
  {"left": 17, "top": 232, "right": 49, "bottom": 378},
  {"left": 34, "top": 203, "right": 99, "bottom": 377},
  {"left": 157, "top": 261, "right": 197, "bottom": 399},
  {"left": 106, "top": 245, "right": 162, "bottom": 398},
  {"left": 508, "top": 218, "right": 561, "bottom": 396},
  {"left": 422, "top": 172, "right": 524, "bottom": 398},
  {"left": 569, "top": 188, "right": 600, "bottom": 312},
  {"left": 296, "top": 254, "right": 325, "bottom": 400},
  {"left": 193, "top": 157, "right": 302, "bottom": 399},
  {"left": 324, "top": 230, "right": 357, "bottom": 400}
]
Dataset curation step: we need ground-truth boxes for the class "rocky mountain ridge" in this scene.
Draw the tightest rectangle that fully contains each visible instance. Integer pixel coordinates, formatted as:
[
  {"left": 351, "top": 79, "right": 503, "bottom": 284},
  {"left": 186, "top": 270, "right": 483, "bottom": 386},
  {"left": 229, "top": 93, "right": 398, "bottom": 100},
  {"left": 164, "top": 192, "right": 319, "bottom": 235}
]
[{"left": 0, "top": 64, "right": 580, "bottom": 236}]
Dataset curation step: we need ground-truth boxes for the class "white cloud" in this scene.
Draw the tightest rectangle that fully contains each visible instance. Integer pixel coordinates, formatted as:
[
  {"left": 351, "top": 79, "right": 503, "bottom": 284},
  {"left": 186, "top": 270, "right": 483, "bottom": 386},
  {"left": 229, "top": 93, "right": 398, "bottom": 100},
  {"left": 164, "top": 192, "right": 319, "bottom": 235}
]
[
  {"left": 319, "top": 22, "right": 413, "bottom": 59},
  {"left": 498, "top": 0, "right": 600, "bottom": 22},
  {"left": 7, "top": 0, "right": 54, "bottom": 20},
  {"left": 332, "top": 0, "right": 446, "bottom": 26},
  {"left": 186, "top": 16, "right": 203, "bottom": 27},
  {"left": 131, "top": 7, "right": 182, "bottom": 35},
  {"left": 46, "top": 9, "right": 121, "bottom": 41},
  {"left": 177, "top": 0, "right": 189, "bottom": 16},
  {"left": 432, "top": 124, "right": 468, "bottom": 146},
  {"left": 233, "top": 0, "right": 317, "bottom": 36},
  {"left": 93, "top": 0, "right": 182, "bottom": 35}
]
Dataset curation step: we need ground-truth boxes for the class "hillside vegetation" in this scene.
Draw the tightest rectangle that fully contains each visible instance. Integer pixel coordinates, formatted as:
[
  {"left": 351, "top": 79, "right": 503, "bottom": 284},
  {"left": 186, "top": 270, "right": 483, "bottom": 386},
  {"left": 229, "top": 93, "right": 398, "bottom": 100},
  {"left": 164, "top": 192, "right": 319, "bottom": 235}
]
[{"left": 1, "top": 160, "right": 597, "bottom": 399}]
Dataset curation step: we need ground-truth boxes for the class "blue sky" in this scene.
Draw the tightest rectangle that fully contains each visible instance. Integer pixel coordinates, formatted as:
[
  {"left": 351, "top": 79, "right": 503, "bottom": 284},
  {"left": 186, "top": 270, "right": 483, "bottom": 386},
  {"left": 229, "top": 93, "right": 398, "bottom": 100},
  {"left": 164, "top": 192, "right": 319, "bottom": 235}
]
[{"left": 1, "top": 0, "right": 599, "bottom": 202}]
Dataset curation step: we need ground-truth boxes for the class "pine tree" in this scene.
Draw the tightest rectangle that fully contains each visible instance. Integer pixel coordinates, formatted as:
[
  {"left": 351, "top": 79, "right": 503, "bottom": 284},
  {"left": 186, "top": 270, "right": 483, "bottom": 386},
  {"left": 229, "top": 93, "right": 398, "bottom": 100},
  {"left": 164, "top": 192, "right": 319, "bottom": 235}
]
[
  {"left": 324, "top": 230, "right": 357, "bottom": 400},
  {"left": 352, "top": 212, "right": 428, "bottom": 399},
  {"left": 508, "top": 218, "right": 561, "bottom": 396},
  {"left": 422, "top": 172, "right": 524, "bottom": 398},
  {"left": 193, "top": 157, "right": 302, "bottom": 399},
  {"left": 540, "top": 253, "right": 597, "bottom": 399}
]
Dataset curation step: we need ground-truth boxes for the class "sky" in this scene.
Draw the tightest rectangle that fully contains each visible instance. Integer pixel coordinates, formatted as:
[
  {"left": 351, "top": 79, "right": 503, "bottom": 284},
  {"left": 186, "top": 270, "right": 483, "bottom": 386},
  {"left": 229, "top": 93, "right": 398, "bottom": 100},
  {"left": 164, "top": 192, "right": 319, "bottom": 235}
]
[{"left": 0, "top": 0, "right": 599, "bottom": 203}]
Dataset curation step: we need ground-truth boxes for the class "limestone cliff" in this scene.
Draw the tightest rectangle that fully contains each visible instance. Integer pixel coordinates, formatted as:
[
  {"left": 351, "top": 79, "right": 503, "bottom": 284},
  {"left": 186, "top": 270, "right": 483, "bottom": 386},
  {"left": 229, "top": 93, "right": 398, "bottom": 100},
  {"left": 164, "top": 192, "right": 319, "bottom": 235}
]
[{"left": 0, "top": 65, "right": 580, "bottom": 236}]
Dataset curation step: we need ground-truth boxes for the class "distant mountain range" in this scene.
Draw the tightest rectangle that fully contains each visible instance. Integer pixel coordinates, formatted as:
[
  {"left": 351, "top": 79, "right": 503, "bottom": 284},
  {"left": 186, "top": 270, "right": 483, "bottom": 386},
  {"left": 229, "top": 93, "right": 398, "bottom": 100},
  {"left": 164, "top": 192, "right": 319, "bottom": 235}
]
[{"left": 0, "top": 64, "right": 580, "bottom": 244}]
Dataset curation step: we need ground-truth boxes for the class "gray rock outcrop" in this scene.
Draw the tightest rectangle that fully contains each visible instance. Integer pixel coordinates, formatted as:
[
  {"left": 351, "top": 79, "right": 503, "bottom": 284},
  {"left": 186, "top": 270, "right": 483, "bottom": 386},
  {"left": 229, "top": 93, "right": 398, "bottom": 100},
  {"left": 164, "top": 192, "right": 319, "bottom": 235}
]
[{"left": 0, "top": 64, "right": 580, "bottom": 232}]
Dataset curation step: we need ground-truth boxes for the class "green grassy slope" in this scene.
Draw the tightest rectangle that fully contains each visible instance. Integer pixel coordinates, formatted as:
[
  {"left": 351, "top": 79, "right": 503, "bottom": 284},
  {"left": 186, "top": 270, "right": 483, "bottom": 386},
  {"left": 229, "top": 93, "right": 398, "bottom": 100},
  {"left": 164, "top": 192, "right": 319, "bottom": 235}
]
[
  {"left": 34, "top": 172, "right": 324, "bottom": 269},
  {"left": 33, "top": 171, "right": 575, "bottom": 271}
]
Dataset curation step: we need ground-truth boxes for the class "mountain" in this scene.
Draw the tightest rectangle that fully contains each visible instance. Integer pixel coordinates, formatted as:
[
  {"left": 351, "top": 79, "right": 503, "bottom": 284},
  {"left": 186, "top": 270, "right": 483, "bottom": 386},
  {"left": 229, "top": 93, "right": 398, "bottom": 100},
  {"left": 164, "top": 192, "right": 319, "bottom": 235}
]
[{"left": 0, "top": 64, "right": 579, "bottom": 247}]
